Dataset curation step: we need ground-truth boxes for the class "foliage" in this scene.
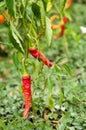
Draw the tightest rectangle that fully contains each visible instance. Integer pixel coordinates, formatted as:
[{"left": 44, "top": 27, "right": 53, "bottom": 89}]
[{"left": 0, "top": 0, "right": 86, "bottom": 130}]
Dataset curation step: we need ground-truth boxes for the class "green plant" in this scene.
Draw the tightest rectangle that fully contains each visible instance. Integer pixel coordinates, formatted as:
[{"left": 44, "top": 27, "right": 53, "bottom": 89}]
[{"left": 1, "top": 1, "right": 86, "bottom": 130}]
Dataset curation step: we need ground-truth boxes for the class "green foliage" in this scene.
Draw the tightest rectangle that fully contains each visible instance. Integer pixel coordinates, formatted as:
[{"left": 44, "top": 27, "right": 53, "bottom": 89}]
[
  {"left": 45, "top": 17, "right": 52, "bottom": 46},
  {"left": 5, "top": 0, "right": 16, "bottom": 17},
  {"left": 0, "top": 0, "right": 86, "bottom": 130}
]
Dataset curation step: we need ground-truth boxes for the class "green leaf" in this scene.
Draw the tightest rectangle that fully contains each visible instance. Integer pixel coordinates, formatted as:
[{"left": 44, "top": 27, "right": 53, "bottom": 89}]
[
  {"left": 48, "top": 77, "right": 53, "bottom": 96},
  {"left": 60, "top": 0, "right": 67, "bottom": 13},
  {"left": 46, "top": 1, "right": 52, "bottom": 12},
  {"left": 0, "top": 42, "right": 13, "bottom": 47},
  {"left": 10, "top": 22, "right": 23, "bottom": 42},
  {"left": 5, "top": 0, "right": 16, "bottom": 17},
  {"left": 62, "top": 64, "right": 72, "bottom": 76},
  {"left": 32, "top": 3, "right": 40, "bottom": 18},
  {"left": 0, "top": 1, "right": 5, "bottom": 7},
  {"left": 59, "top": 87, "right": 64, "bottom": 106},
  {"left": 48, "top": 96, "right": 54, "bottom": 111},
  {"left": 39, "top": 1, "right": 46, "bottom": 29},
  {"left": 10, "top": 21, "right": 24, "bottom": 53},
  {"left": 9, "top": 31, "right": 24, "bottom": 53},
  {"left": 45, "top": 17, "right": 52, "bottom": 46},
  {"left": 12, "top": 52, "right": 19, "bottom": 70},
  {"left": 57, "top": 112, "right": 72, "bottom": 130}
]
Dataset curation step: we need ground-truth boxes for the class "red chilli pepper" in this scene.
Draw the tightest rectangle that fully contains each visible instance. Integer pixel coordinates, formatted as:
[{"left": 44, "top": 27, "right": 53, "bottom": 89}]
[
  {"left": 28, "top": 48, "right": 52, "bottom": 67},
  {"left": 28, "top": 48, "right": 38, "bottom": 58},
  {"left": 54, "top": 25, "right": 65, "bottom": 40},
  {"left": 63, "top": 17, "right": 69, "bottom": 24},
  {"left": 22, "top": 75, "right": 31, "bottom": 119}
]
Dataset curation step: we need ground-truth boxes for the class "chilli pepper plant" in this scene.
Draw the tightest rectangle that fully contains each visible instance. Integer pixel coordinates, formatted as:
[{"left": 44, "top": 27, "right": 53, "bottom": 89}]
[{"left": 0, "top": 0, "right": 72, "bottom": 119}]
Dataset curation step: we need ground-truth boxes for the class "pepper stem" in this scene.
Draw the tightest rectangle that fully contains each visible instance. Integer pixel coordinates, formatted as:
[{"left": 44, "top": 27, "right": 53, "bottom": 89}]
[{"left": 22, "top": 58, "right": 28, "bottom": 76}]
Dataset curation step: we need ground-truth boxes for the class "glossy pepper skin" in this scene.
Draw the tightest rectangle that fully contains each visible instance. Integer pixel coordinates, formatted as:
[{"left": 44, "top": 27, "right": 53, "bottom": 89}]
[
  {"left": 28, "top": 48, "right": 52, "bottom": 67},
  {"left": 22, "top": 75, "right": 31, "bottom": 119}
]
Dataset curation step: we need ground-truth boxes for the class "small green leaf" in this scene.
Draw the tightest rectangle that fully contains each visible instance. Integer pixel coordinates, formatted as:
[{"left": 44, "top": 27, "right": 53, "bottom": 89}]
[
  {"left": 62, "top": 64, "right": 72, "bottom": 76},
  {"left": 39, "top": 1, "right": 46, "bottom": 29},
  {"left": 46, "top": 1, "right": 52, "bottom": 12},
  {"left": 59, "top": 87, "right": 64, "bottom": 106},
  {"left": 10, "top": 22, "right": 23, "bottom": 42},
  {"left": 32, "top": 3, "right": 40, "bottom": 18},
  {"left": 9, "top": 31, "right": 24, "bottom": 53},
  {"left": 45, "top": 17, "right": 52, "bottom": 46},
  {"left": 60, "top": 0, "right": 67, "bottom": 12},
  {"left": 12, "top": 52, "right": 19, "bottom": 70},
  {"left": 0, "top": 1, "right": 5, "bottom": 7},
  {"left": 48, "top": 77, "right": 53, "bottom": 96},
  {"left": 48, "top": 96, "right": 54, "bottom": 111},
  {"left": 10, "top": 21, "right": 24, "bottom": 53}
]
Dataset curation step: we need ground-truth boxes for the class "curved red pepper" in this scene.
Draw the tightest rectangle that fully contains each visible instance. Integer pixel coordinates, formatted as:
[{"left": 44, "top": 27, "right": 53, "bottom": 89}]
[
  {"left": 39, "top": 53, "right": 52, "bottom": 67},
  {"left": 28, "top": 48, "right": 38, "bottom": 58},
  {"left": 54, "top": 25, "right": 65, "bottom": 40},
  {"left": 22, "top": 75, "right": 31, "bottom": 119},
  {"left": 28, "top": 48, "right": 52, "bottom": 67}
]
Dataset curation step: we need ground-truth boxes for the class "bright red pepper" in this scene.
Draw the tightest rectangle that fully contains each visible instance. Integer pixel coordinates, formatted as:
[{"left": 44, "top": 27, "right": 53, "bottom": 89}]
[
  {"left": 28, "top": 48, "right": 38, "bottom": 58},
  {"left": 63, "top": 17, "right": 69, "bottom": 24},
  {"left": 54, "top": 25, "right": 65, "bottom": 40},
  {"left": 22, "top": 75, "right": 31, "bottom": 119},
  {"left": 28, "top": 48, "right": 52, "bottom": 67},
  {"left": 38, "top": 52, "right": 52, "bottom": 67}
]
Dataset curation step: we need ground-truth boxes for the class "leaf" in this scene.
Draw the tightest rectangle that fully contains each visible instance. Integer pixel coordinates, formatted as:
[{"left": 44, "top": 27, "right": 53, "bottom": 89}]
[
  {"left": 10, "top": 22, "right": 23, "bottom": 42},
  {"left": 5, "top": 0, "right": 16, "bottom": 17},
  {"left": 71, "top": 31, "right": 80, "bottom": 44},
  {"left": 9, "top": 31, "right": 24, "bottom": 53},
  {"left": 57, "top": 112, "right": 72, "bottom": 130},
  {"left": 10, "top": 21, "right": 24, "bottom": 53},
  {"left": 48, "top": 77, "right": 53, "bottom": 96},
  {"left": 39, "top": 1, "right": 46, "bottom": 29},
  {"left": 12, "top": 52, "right": 19, "bottom": 70},
  {"left": 60, "top": 0, "right": 67, "bottom": 12},
  {"left": 0, "top": 1, "right": 5, "bottom": 7},
  {"left": 33, "top": 60, "right": 42, "bottom": 80},
  {"left": 1, "top": 42, "right": 13, "bottom": 47},
  {"left": 46, "top": 1, "right": 52, "bottom": 12},
  {"left": 45, "top": 17, "right": 52, "bottom": 46},
  {"left": 59, "top": 87, "right": 64, "bottom": 106},
  {"left": 48, "top": 96, "right": 54, "bottom": 111},
  {"left": 62, "top": 64, "right": 72, "bottom": 76},
  {"left": 32, "top": 3, "right": 40, "bottom": 18}
]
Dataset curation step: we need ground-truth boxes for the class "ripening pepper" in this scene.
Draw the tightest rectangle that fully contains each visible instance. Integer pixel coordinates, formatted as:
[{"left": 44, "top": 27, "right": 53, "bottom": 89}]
[
  {"left": 28, "top": 48, "right": 52, "bottom": 67},
  {"left": 0, "top": 14, "right": 5, "bottom": 24},
  {"left": 54, "top": 25, "right": 65, "bottom": 40},
  {"left": 63, "top": 17, "right": 69, "bottom": 24},
  {"left": 50, "top": 15, "right": 69, "bottom": 40},
  {"left": 22, "top": 75, "right": 31, "bottom": 119},
  {"left": 65, "top": 0, "right": 72, "bottom": 9}
]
